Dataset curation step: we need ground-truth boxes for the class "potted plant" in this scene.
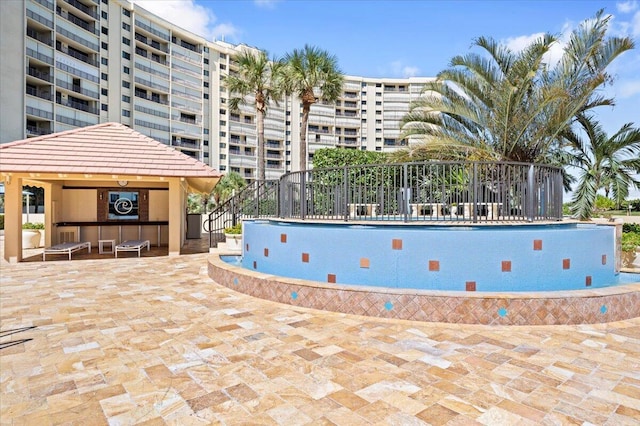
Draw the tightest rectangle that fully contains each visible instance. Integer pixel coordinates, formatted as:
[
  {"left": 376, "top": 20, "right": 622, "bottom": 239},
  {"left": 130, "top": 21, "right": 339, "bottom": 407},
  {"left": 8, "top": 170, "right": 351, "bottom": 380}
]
[
  {"left": 621, "top": 231, "right": 640, "bottom": 268},
  {"left": 224, "top": 222, "right": 243, "bottom": 251},
  {"left": 22, "top": 222, "right": 44, "bottom": 249}
]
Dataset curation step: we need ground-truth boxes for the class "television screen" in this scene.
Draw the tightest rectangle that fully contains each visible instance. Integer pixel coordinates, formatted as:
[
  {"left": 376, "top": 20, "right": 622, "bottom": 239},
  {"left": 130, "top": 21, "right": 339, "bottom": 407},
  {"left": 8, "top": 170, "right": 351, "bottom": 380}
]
[{"left": 108, "top": 191, "right": 139, "bottom": 220}]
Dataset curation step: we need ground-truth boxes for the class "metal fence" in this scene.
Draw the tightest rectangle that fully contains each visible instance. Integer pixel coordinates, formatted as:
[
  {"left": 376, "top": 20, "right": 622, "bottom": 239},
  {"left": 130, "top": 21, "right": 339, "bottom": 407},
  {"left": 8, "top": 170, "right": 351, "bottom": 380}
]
[{"left": 278, "top": 161, "right": 563, "bottom": 222}]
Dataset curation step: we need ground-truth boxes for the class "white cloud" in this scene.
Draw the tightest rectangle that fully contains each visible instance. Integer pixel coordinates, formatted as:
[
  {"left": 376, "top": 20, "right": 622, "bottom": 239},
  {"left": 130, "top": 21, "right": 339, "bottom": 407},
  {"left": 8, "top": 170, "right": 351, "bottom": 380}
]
[
  {"left": 131, "top": 0, "right": 239, "bottom": 42},
  {"left": 617, "top": 1, "right": 638, "bottom": 13},
  {"left": 389, "top": 60, "right": 420, "bottom": 78},
  {"left": 254, "top": 0, "right": 281, "bottom": 8},
  {"left": 503, "top": 31, "right": 567, "bottom": 68}
]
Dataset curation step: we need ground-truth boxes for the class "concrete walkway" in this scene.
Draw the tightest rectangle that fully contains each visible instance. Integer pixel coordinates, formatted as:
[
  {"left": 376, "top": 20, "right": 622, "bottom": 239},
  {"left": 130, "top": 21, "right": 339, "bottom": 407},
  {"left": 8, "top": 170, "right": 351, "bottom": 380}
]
[{"left": 0, "top": 244, "right": 639, "bottom": 424}]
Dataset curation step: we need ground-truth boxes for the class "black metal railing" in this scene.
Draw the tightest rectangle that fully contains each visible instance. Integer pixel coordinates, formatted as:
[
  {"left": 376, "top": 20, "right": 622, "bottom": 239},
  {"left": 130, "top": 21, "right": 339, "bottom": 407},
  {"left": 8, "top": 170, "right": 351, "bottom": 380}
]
[
  {"left": 205, "top": 180, "right": 279, "bottom": 247},
  {"left": 279, "top": 161, "right": 563, "bottom": 222}
]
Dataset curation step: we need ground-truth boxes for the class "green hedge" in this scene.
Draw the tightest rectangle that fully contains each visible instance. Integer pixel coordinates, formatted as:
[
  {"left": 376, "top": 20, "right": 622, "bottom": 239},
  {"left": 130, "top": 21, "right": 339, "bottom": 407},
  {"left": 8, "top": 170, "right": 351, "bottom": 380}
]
[{"left": 0, "top": 214, "right": 4, "bottom": 230}]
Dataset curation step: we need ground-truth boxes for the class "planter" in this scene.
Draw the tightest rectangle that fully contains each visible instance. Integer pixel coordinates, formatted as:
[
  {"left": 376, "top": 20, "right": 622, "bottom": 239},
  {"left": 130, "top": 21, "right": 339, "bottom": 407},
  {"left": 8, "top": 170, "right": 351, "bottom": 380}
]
[
  {"left": 22, "top": 230, "right": 41, "bottom": 249},
  {"left": 224, "top": 233, "right": 243, "bottom": 251}
]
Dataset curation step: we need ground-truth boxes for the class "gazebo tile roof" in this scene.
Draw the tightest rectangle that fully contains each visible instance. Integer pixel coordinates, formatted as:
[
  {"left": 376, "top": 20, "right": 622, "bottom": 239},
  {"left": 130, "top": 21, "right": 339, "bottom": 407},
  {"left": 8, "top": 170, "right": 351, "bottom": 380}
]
[{"left": 0, "top": 122, "right": 221, "bottom": 179}]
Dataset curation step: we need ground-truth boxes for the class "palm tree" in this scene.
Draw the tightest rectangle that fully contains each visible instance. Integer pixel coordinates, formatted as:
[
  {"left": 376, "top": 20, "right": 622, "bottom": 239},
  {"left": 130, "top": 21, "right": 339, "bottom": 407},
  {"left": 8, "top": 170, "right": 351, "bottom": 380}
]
[
  {"left": 568, "top": 115, "right": 640, "bottom": 220},
  {"left": 212, "top": 171, "right": 247, "bottom": 205},
  {"left": 283, "top": 45, "right": 344, "bottom": 171},
  {"left": 398, "top": 10, "right": 634, "bottom": 166},
  {"left": 224, "top": 49, "right": 284, "bottom": 181}
]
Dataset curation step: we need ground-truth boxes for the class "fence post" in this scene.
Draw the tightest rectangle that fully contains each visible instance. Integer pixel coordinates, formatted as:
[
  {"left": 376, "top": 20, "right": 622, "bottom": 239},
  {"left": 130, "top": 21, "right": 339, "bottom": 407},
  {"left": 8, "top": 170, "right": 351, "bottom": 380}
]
[
  {"left": 527, "top": 165, "right": 535, "bottom": 222},
  {"left": 343, "top": 166, "right": 349, "bottom": 221},
  {"left": 472, "top": 163, "right": 478, "bottom": 223},
  {"left": 300, "top": 173, "right": 306, "bottom": 220},
  {"left": 403, "top": 163, "right": 409, "bottom": 222}
]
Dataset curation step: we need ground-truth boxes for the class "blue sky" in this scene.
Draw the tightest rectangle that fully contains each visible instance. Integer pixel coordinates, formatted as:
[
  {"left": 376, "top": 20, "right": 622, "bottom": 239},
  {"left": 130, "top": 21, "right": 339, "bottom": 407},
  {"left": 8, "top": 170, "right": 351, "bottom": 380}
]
[{"left": 134, "top": 0, "right": 640, "bottom": 198}]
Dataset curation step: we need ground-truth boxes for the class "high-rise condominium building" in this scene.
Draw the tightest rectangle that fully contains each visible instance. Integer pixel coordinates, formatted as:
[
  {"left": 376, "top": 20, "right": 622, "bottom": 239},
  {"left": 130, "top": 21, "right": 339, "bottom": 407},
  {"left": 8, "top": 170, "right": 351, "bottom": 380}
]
[{"left": 0, "top": 0, "right": 433, "bottom": 180}]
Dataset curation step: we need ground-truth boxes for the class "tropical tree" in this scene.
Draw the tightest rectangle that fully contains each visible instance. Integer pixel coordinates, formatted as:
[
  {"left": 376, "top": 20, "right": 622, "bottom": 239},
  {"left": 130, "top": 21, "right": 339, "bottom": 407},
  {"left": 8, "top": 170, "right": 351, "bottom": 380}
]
[
  {"left": 397, "top": 10, "right": 634, "bottom": 167},
  {"left": 283, "top": 45, "right": 344, "bottom": 171},
  {"left": 211, "top": 171, "right": 247, "bottom": 205},
  {"left": 568, "top": 114, "right": 640, "bottom": 220},
  {"left": 224, "top": 49, "right": 284, "bottom": 181}
]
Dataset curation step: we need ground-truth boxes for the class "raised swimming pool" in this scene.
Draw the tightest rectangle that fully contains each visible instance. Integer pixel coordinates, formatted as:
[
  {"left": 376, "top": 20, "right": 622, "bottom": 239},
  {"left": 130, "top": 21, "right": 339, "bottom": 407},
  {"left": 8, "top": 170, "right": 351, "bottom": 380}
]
[{"left": 240, "top": 220, "right": 616, "bottom": 292}]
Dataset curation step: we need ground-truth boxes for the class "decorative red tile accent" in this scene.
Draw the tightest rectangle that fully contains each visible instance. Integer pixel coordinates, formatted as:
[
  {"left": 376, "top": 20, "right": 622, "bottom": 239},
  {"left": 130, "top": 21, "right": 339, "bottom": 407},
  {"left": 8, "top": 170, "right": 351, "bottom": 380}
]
[
  {"left": 327, "top": 274, "right": 336, "bottom": 283},
  {"left": 280, "top": 234, "right": 287, "bottom": 243},
  {"left": 466, "top": 281, "right": 476, "bottom": 291},
  {"left": 392, "top": 239, "right": 403, "bottom": 250},
  {"left": 586, "top": 276, "right": 592, "bottom": 286},
  {"left": 252, "top": 261, "right": 257, "bottom": 269},
  {"left": 533, "top": 240, "right": 542, "bottom": 250},
  {"left": 428, "top": 260, "right": 440, "bottom": 271},
  {"left": 563, "top": 258, "right": 571, "bottom": 270},
  {"left": 264, "top": 248, "right": 269, "bottom": 257},
  {"left": 501, "top": 261, "right": 511, "bottom": 272},
  {"left": 602, "top": 255, "right": 607, "bottom": 265},
  {"left": 302, "top": 253, "right": 309, "bottom": 263},
  {"left": 360, "top": 258, "right": 370, "bottom": 268}
]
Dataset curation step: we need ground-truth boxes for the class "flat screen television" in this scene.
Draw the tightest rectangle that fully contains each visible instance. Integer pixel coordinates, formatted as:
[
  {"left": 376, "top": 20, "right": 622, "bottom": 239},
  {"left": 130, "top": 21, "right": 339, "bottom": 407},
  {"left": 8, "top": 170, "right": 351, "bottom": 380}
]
[{"left": 108, "top": 191, "right": 139, "bottom": 220}]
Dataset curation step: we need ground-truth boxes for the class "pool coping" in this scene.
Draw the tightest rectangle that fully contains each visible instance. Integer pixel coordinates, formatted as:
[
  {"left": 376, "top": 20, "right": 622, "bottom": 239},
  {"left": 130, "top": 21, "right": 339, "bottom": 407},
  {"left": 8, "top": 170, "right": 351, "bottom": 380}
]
[{"left": 208, "top": 250, "right": 640, "bottom": 326}]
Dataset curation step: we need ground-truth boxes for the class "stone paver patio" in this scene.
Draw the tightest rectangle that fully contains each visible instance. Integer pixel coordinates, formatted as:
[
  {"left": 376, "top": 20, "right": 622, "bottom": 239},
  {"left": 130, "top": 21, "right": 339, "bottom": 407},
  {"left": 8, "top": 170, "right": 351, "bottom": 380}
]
[{"left": 1, "top": 248, "right": 639, "bottom": 425}]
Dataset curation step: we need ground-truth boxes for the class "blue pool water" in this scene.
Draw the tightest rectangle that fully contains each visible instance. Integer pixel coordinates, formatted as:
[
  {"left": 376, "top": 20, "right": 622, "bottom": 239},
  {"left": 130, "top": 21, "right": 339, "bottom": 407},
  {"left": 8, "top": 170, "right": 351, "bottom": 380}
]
[{"left": 231, "top": 220, "right": 632, "bottom": 292}]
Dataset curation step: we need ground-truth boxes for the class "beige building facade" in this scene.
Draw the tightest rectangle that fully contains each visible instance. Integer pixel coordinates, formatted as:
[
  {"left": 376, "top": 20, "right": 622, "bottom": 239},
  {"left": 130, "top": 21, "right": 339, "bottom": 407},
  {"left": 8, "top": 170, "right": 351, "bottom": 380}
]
[{"left": 0, "top": 0, "right": 433, "bottom": 181}]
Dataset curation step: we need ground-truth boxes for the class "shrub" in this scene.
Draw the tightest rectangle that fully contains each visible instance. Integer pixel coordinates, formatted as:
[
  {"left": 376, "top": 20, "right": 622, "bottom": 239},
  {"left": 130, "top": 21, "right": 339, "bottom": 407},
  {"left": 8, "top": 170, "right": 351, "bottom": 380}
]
[
  {"left": 224, "top": 223, "right": 242, "bottom": 234},
  {"left": 623, "top": 223, "right": 640, "bottom": 234},
  {"left": 22, "top": 222, "right": 44, "bottom": 230},
  {"left": 621, "top": 232, "right": 640, "bottom": 252},
  {"left": 0, "top": 214, "right": 4, "bottom": 230}
]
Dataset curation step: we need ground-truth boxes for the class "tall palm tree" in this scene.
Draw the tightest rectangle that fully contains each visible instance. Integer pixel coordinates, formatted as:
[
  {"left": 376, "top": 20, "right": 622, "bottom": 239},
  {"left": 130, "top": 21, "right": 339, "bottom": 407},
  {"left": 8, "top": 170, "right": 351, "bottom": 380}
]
[
  {"left": 224, "top": 49, "right": 284, "bottom": 181},
  {"left": 212, "top": 171, "right": 247, "bottom": 205},
  {"left": 283, "top": 45, "right": 344, "bottom": 171},
  {"left": 398, "top": 10, "right": 634, "bottom": 166},
  {"left": 568, "top": 115, "right": 640, "bottom": 220}
]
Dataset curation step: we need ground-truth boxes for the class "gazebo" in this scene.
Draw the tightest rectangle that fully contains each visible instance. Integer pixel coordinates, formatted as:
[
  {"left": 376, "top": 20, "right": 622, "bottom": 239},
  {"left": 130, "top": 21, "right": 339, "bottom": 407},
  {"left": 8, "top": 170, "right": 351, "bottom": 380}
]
[{"left": 0, "top": 122, "right": 221, "bottom": 262}]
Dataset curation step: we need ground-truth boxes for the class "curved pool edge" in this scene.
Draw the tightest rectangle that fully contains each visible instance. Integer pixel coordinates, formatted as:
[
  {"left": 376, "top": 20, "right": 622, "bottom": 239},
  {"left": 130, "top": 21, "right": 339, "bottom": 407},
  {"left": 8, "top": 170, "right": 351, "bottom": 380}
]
[{"left": 208, "top": 251, "right": 640, "bottom": 326}]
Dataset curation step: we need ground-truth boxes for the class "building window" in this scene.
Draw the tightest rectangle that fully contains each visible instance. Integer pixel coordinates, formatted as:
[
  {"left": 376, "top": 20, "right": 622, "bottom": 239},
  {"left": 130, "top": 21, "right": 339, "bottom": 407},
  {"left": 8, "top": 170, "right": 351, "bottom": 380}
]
[
  {"left": 219, "top": 53, "right": 226, "bottom": 59},
  {"left": 101, "top": 27, "right": 108, "bottom": 35},
  {"left": 204, "top": 58, "right": 209, "bottom": 64},
  {"left": 204, "top": 140, "right": 209, "bottom": 146},
  {"left": 219, "top": 131, "right": 226, "bottom": 137},
  {"left": 204, "top": 152, "right": 209, "bottom": 158},
  {"left": 101, "top": 57, "right": 108, "bottom": 65},
  {"left": 101, "top": 104, "right": 108, "bottom": 111},
  {"left": 219, "top": 64, "right": 226, "bottom": 70},
  {"left": 122, "top": 81, "right": 130, "bottom": 88},
  {"left": 122, "top": 23, "right": 130, "bottom": 31},
  {"left": 123, "top": 66, "right": 130, "bottom": 74},
  {"left": 101, "top": 73, "right": 108, "bottom": 81},
  {"left": 123, "top": 8, "right": 130, "bottom": 17},
  {"left": 219, "top": 142, "right": 226, "bottom": 148},
  {"left": 122, "top": 52, "right": 130, "bottom": 60},
  {"left": 101, "top": 42, "right": 108, "bottom": 50},
  {"left": 219, "top": 109, "right": 226, "bottom": 115},
  {"left": 101, "top": 88, "right": 108, "bottom": 96},
  {"left": 204, "top": 128, "right": 209, "bottom": 134},
  {"left": 203, "top": 82, "right": 209, "bottom": 88},
  {"left": 203, "top": 93, "right": 209, "bottom": 99},
  {"left": 122, "top": 95, "right": 130, "bottom": 102},
  {"left": 122, "top": 37, "right": 130, "bottom": 46},
  {"left": 375, "top": 101, "right": 381, "bottom": 106},
  {"left": 203, "top": 70, "right": 209, "bottom": 76},
  {"left": 362, "top": 100, "right": 367, "bottom": 105},
  {"left": 122, "top": 109, "right": 130, "bottom": 117},
  {"left": 101, "top": 11, "right": 108, "bottom": 19}
]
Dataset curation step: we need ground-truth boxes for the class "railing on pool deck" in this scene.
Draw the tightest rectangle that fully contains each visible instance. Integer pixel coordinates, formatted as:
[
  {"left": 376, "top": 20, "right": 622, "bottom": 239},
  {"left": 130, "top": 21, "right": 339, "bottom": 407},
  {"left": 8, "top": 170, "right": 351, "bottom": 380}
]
[
  {"left": 208, "top": 161, "right": 564, "bottom": 246},
  {"left": 279, "top": 161, "right": 563, "bottom": 223}
]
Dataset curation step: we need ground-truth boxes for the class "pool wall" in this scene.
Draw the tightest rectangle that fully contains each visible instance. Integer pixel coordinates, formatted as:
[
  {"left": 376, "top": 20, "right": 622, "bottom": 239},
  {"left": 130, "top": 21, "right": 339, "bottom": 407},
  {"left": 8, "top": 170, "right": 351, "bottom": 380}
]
[
  {"left": 208, "top": 254, "right": 640, "bottom": 325},
  {"left": 241, "top": 221, "right": 616, "bottom": 292}
]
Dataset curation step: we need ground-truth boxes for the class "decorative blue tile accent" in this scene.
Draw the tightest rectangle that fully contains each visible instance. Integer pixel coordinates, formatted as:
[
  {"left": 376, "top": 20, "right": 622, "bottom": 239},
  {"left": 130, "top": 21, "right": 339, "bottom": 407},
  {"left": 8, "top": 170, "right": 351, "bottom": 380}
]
[
  {"left": 291, "top": 291, "right": 298, "bottom": 300},
  {"left": 498, "top": 308, "right": 508, "bottom": 317},
  {"left": 600, "top": 305, "right": 607, "bottom": 314},
  {"left": 384, "top": 301, "right": 393, "bottom": 311},
  {"left": 233, "top": 277, "right": 239, "bottom": 286}
]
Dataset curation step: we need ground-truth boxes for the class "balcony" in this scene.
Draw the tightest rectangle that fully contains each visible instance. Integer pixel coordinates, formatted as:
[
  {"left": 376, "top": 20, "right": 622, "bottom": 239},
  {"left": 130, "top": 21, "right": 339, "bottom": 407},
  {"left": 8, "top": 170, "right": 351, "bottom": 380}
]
[
  {"left": 26, "top": 85, "right": 52, "bottom": 101},
  {"left": 134, "top": 76, "right": 169, "bottom": 93},
  {"left": 135, "top": 92, "right": 168, "bottom": 105},
  {"left": 56, "top": 79, "right": 99, "bottom": 99},
  {"left": 26, "top": 105, "right": 54, "bottom": 120},
  {"left": 62, "top": 0, "right": 98, "bottom": 19},
  {"left": 134, "top": 20, "right": 170, "bottom": 41},
  {"left": 57, "top": 8, "right": 98, "bottom": 35},
  {"left": 56, "top": 46, "right": 97, "bottom": 67},
  {"left": 26, "top": 27, "right": 53, "bottom": 47},
  {"left": 134, "top": 33, "right": 169, "bottom": 53},
  {"left": 27, "top": 67, "right": 53, "bottom": 83},
  {"left": 26, "top": 125, "right": 53, "bottom": 136},
  {"left": 26, "top": 47, "right": 53, "bottom": 66},
  {"left": 56, "top": 24, "right": 99, "bottom": 53},
  {"left": 134, "top": 61, "right": 169, "bottom": 79},
  {"left": 26, "top": 8, "right": 53, "bottom": 29},
  {"left": 56, "top": 97, "right": 98, "bottom": 114}
]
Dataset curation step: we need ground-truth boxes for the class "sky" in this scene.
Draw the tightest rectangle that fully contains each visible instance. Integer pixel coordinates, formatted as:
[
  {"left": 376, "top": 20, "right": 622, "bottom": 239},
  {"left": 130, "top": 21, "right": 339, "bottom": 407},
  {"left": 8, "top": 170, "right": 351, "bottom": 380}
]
[{"left": 132, "top": 0, "right": 640, "bottom": 199}]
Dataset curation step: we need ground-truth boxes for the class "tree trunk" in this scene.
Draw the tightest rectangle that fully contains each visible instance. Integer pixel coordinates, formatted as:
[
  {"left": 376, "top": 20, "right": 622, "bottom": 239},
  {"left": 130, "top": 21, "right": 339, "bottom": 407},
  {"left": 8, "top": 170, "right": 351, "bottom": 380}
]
[
  {"left": 300, "top": 104, "right": 310, "bottom": 172},
  {"left": 257, "top": 106, "right": 266, "bottom": 181}
]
